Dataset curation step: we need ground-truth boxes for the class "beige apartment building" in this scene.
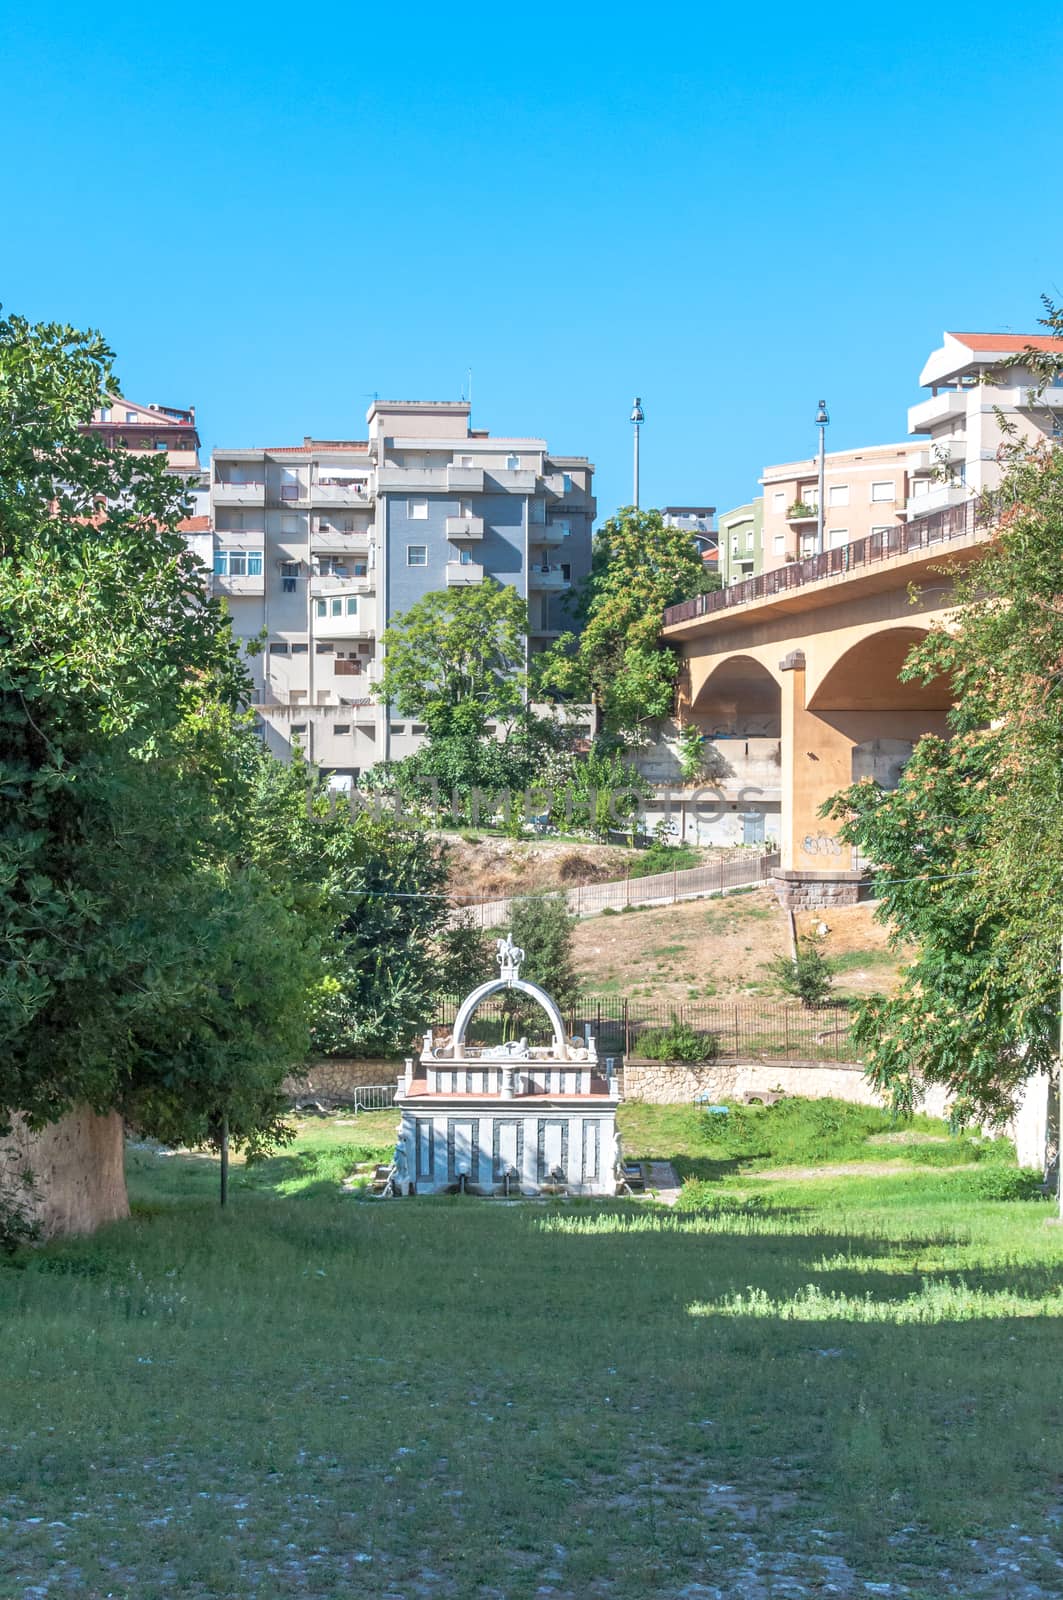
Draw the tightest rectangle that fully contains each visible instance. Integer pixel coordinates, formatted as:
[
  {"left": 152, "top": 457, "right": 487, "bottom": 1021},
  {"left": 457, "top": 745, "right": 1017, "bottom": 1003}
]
[
  {"left": 907, "top": 330, "right": 1063, "bottom": 515},
  {"left": 211, "top": 400, "right": 595, "bottom": 781},
  {"left": 759, "top": 440, "right": 922, "bottom": 574}
]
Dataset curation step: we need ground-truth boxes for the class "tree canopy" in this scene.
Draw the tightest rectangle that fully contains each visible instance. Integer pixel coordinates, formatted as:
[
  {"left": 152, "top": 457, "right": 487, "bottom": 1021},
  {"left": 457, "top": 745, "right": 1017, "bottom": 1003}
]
[
  {"left": 825, "top": 434, "right": 1063, "bottom": 1123},
  {"left": 532, "top": 507, "right": 718, "bottom": 741},
  {"left": 376, "top": 581, "right": 528, "bottom": 735}
]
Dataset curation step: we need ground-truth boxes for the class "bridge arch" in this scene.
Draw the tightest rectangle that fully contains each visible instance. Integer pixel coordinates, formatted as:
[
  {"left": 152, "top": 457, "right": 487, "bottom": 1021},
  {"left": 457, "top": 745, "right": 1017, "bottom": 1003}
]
[
  {"left": 807, "top": 626, "right": 952, "bottom": 712},
  {"left": 690, "top": 653, "right": 782, "bottom": 736}
]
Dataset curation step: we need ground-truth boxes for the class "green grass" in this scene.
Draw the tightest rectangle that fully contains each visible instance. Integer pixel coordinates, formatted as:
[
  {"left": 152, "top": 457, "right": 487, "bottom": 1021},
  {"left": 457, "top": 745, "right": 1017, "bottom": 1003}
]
[
  {"left": 2, "top": 1106, "right": 1061, "bottom": 1599},
  {"left": 828, "top": 946, "right": 898, "bottom": 974}
]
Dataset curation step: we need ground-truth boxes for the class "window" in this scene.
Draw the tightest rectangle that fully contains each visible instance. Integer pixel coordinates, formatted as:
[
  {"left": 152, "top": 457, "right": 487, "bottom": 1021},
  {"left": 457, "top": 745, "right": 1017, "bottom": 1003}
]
[
  {"left": 315, "top": 641, "right": 334, "bottom": 654},
  {"left": 353, "top": 561, "right": 367, "bottom": 577},
  {"left": 772, "top": 491, "right": 785, "bottom": 511},
  {"left": 555, "top": 519, "right": 571, "bottom": 539},
  {"left": 280, "top": 483, "right": 299, "bottom": 501},
  {"left": 334, "top": 724, "right": 351, "bottom": 735},
  {"left": 290, "top": 723, "right": 307, "bottom": 736},
  {"left": 412, "top": 724, "right": 427, "bottom": 735},
  {"left": 247, "top": 552, "right": 262, "bottom": 575},
  {"left": 406, "top": 544, "right": 428, "bottom": 565},
  {"left": 391, "top": 724, "right": 406, "bottom": 735},
  {"left": 773, "top": 533, "right": 785, "bottom": 553},
  {"left": 562, "top": 473, "right": 573, "bottom": 493},
  {"left": 530, "top": 498, "right": 546, "bottom": 524},
  {"left": 506, "top": 454, "right": 520, "bottom": 470},
  {"left": 280, "top": 560, "right": 299, "bottom": 594},
  {"left": 346, "top": 597, "right": 358, "bottom": 615},
  {"left": 870, "top": 481, "right": 895, "bottom": 502},
  {"left": 560, "top": 563, "right": 571, "bottom": 582},
  {"left": 460, "top": 455, "right": 473, "bottom": 468},
  {"left": 213, "top": 553, "right": 227, "bottom": 576},
  {"left": 828, "top": 528, "right": 849, "bottom": 548},
  {"left": 458, "top": 548, "right": 473, "bottom": 566},
  {"left": 315, "top": 599, "right": 327, "bottom": 618},
  {"left": 828, "top": 484, "right": 849, "bottom": 506},
  {"left": 99, "top": 406, "right": 111, "bottom": 422},
  {"left": 125, "top": 410, "right": 137, "bottom": 423},
  {"left": 228, "top": 552, "right": 248, "bottom": 577},
  {"left": 331, "top": 597, "right": 343, "bottom": 617},
  {"left": 271, "top": 641, "right": 290, "bottom": 656},
  {"left": 155, "top": 440, "right": 169, "bottom": 451},
  {"left": 291, "top": 643, "right": 309, "bottom": 655},
  {"left": 870, "top": 525, "right": 892, "bottom": 537},
  {"left": 408, "top": 498, "right": 428, "bottom": 520}
]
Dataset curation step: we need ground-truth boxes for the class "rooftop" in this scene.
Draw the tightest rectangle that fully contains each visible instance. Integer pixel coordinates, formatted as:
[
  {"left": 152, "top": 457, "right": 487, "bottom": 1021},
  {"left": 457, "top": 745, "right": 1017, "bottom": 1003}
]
[{"left": 920, "top": 331, "right": 1063, "bottom": 388}]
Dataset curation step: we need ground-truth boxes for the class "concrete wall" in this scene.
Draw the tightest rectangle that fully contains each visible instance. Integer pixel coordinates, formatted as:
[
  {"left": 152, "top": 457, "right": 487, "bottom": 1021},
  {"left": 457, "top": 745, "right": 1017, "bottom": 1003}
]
[
  {"left": 0, "top": 1108, "right": 129, "bottom": 1240},
  {"left": 623, "top": 1057, "right": 950, "bottom": 1118}
]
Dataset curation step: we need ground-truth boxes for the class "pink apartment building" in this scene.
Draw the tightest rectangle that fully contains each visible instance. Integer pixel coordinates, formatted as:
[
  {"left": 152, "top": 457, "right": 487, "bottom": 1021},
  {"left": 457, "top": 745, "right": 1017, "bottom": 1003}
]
[{"left": 758, "top": 440, "right": 922, "bottom": 575}]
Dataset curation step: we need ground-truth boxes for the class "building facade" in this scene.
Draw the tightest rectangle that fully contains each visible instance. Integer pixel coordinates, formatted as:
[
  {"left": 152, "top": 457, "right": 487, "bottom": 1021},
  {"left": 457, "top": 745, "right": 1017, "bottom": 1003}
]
[
  {"left": 209, "top": 400, "right": 595, "bottom": 780},
  {"left": 758, "top": 441, "right": 921, "bottom": 574},
  {"left": 907, "top": 330, "right": 1063, "bottom": 516},
  {"left": 661, "top": 505, "right": 718, "bottom": 567},
  {"left": 717, "top": 499, "right": 763, "bottom": 586},
  {"left": 84, "top": 394, "right": 207, "bottom": 509}
]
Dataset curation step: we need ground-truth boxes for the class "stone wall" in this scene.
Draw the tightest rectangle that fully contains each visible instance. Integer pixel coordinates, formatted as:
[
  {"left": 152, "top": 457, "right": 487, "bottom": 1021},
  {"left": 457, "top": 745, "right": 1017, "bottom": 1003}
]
[
  {"left": 771, "top": 872, "right": 869, "bottom": 910},
  {"left": 623, "top": 1057, "right": 950, "bottom": 1118},
  {"left": 0, "top": 1107, "right": 129, "bottom": 1240},
  {"left": 282, "top": 1058, "right": 403, "bottom": 1100}
]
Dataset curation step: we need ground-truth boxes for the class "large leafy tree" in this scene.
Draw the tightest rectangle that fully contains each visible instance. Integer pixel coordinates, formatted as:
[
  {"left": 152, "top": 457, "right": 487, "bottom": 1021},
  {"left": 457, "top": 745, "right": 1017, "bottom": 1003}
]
[
  {"left": 377, "top": 581, "right": 528, "bottom": 735},
  {"left": 0, "top": 313, "right": 326, "bottom": 1153},
  {"left": 533, "top": 507, "right": 718, "bottom": 741},
  {"left": 824, "top": 431, "right": 1063, "bottom": 1124}
]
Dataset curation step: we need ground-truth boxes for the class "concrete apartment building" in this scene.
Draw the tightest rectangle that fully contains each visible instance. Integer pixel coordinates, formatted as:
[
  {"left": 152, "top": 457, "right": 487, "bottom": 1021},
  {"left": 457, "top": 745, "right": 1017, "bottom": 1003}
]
[
  {"left": 211, "top": 400, "right": 595, "bottom": 780},
  {"left": 661, "top": 505, "right": 717, "bottom": 566},
  {"left": 907, "top": 330, "right": 1063, "bottom": 515},
  {"left": 717, "top": 499, "right": 763, "bottom": 585},
  {"left": 758, "top": 440, "right": 922, "bottom": 574}
]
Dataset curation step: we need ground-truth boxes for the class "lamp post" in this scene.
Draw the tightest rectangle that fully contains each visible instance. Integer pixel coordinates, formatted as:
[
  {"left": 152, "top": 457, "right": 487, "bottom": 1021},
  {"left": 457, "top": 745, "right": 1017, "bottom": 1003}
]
[
  {"left": 815, "top": 399, "right": 829, "bottom": 556},
  {"left": 631, "top": 397, "right": 644, "bottom": 509}
]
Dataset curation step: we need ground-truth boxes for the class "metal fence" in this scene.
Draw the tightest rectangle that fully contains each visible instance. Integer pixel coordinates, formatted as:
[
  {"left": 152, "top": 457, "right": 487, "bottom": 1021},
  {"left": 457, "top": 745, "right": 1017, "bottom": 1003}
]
[
  {"left": 430, "top": 996, "right": 855, "bottom": 1064},
  {"left": 664, "top": 499, "right": 991, "bottom": 627},
  {"left": 454, "top": 850, "right": 780, "bottom": 929}
]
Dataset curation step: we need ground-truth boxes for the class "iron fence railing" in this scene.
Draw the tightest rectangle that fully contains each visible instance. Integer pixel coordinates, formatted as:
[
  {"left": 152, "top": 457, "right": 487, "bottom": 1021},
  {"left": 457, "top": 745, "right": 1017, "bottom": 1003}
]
[
  {"left": 454, "top": 850, "right": 779, "bottom": 929},
  {"left": 663, "top": 499, "right": 990, "bottom": 627},
  {"left": 429, "top": 996, "right": 855, "bottom": 1064}
]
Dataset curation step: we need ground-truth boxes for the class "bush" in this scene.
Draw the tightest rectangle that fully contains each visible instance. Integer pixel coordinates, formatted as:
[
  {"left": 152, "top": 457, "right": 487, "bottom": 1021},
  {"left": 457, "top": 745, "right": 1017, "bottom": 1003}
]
[
  {"left": 769, "top": 941, "right": 835, "bottom": 1006},
  {"left": 637, "top": 1017, "right": 719, "bottom": 1063},
  {"left": 952, "top": 1166, "right": 1047, "bottom": 1201},
  {"left": 0, "top": 1153, "right": 41, "bottom": 1255}
]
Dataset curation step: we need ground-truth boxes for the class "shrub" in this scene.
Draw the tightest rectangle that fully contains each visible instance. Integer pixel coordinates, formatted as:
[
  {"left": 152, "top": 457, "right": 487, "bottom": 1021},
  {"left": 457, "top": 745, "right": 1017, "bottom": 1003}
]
[
  {"left": 0, "top": 1153, "right": 41, "bottom": 1255},
  {"left": 769, "top": 941, "right": 835, "bottom": 1007},
  {"left": 637, "top": 1017, "right": 719, "bottom": 1063},
  {"left": 953, "top": 1166, "right": 1047, "bottom": 1202}
]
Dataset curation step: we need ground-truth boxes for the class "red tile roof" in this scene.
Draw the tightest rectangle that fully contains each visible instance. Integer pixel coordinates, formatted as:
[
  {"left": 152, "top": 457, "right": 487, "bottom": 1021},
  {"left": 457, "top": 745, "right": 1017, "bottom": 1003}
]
[
  {"left": 177, "top": 515, "right": 210, "bottom": 532},
  {"left": 949, "top": 332, "right": 1063, "bottom": 353}
]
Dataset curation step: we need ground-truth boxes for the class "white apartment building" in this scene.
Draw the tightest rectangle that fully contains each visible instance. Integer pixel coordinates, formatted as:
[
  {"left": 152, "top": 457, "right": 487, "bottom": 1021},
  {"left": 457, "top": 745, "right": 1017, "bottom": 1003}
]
[
  {"left": 210, "top": 401, "right": 595, "bottom": 781},
  {"left": 907, "top": 331, "right": 1063, "bottom": 514}
]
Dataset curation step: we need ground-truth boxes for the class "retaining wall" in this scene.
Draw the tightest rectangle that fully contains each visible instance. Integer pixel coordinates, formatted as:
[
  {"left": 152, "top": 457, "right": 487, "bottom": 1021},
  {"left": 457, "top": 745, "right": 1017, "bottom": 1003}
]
[
  {"left": 283, "top": 1058, "right": 403, "bottom": 1100},
  {"left": 623, "top": 1057, "right": 950, "bottom": 1118}
]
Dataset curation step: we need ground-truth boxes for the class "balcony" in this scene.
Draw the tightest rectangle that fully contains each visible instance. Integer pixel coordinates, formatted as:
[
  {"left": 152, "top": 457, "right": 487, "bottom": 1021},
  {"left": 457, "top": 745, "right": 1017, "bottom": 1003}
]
[
  {"left": 445, "top": 560, "right": 484, "bottom": 585},
  {"left": 445, "top": 514, "right": 484, "bottom": 539},
  {"left": 213, "top": 573, "right": 265, "bottom": 597},
  {"left": 311, "top": 481, "right": 373, "bottom": 506},
  {"left": 993, "top": 383, "right": 1063, "bottom": 411},
  {"left": 532, "top": 522, "right": 572, "bottom": 545},
  {"left": 312, "top": 610, "right": 376, "bottom": 640},
  {"left": 310, "top": 574, "right": 375, "bottom": 597},
  {"left": 786, "top": 502, "right": 818, "bottom": 524},
  {"left": 213, "top": 480, "right": 265, "bottom": 506},
  {"left": 908, "top": 390, "right": 969, "bottom": 433},
  {"left": 528, "top": 565, "right": 570, "bottom": 591},
  {"left": 489, "top": 468, "right": 538, "bottom": 492},
  {"left": 376, "top": 466, "right": 447, "bottom": 492},
  {"left": 311, "top": 524, "right": 372, "bottom": 554},
  {"left": 446, "top": 465, "right": 485, "bottom": 492}
]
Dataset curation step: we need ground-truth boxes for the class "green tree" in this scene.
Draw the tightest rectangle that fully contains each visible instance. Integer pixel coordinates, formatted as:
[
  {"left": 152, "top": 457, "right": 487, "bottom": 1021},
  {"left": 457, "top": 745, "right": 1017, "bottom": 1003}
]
[
  {"left": 0, "top": 313, "right": 326, "bottom": 1162},
  {"left": 377, "top": 582, "right": 528, "bottom": 736},
  {"left": 508, "top": 895, "right": 580, "bottom": 1012},
  {"left": 533, "top": 508, "right": 718, "bottom": 742},
  {"left": 769, "top": 941, "right": 836, "bottom": 1008},
  {"left": 435, "top": 913, "right": 495, "bottom": 999},
  {"left": 824, "top": 427, "right": 1063, "bottom": 1122}
]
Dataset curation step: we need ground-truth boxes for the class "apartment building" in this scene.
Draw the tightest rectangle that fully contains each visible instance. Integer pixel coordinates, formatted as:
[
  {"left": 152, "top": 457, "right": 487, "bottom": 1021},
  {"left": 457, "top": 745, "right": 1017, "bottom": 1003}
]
[
  {"left": 84, "top": 394, "right": 207, "bottom": 505},
  {"left": 907, "top": 330, "right": 1063, "bottom": 515},
  {"left": 758, "top": 440, "right": 922, "bottom": 575},
  {"left": 210, "top": 400, "right": 595, "bottom": 780},
  {"left": 717, "top": 499, "right": 763, "bottom": 585},
  {"left": 661, "top": 505, "right": 718, "bottom": 565}
]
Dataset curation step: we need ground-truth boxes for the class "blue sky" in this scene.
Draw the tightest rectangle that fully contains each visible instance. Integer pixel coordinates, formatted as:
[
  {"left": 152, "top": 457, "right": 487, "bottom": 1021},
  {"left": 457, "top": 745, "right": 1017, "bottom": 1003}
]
[{"left": 2, "top": 0, "right": 1060, "bottom": 519}]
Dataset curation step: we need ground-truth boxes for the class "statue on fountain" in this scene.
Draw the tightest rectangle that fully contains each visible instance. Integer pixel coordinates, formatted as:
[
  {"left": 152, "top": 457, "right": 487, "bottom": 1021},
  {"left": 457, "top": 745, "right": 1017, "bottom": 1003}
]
[{"left": 496, "top": 933, "right": 525, "bottom": 982}]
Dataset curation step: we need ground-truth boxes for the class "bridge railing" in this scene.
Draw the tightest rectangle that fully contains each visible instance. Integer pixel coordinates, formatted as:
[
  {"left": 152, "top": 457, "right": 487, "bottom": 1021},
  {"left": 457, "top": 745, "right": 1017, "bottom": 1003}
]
[{"left": 664, "top": 499, "right": 990, "bottom": 627}]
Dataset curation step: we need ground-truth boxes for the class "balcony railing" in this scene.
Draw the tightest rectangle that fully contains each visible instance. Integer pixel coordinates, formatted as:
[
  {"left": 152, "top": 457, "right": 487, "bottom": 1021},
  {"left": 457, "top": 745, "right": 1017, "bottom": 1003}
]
[{"left": 663, "top": 499, "right": 991, "bottom": 628}]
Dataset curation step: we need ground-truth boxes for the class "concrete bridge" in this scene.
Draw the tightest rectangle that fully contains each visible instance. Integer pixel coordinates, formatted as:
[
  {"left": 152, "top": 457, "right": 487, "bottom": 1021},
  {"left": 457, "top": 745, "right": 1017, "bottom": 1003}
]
[{"left": 661, "top": 502, "right": 994, "bottom": 907}]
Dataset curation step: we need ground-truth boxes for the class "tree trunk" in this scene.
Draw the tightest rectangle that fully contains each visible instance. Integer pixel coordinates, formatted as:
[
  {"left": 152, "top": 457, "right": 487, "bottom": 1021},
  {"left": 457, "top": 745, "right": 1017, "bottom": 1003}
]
[{"left": 0, "top": 1106, "right": 129, "bottom": 1240}]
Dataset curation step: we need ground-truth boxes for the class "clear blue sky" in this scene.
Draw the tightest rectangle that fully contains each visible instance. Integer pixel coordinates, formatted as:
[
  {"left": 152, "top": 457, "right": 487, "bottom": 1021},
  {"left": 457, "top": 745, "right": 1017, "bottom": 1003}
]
[{"left": 2, "top": 0, "right": 1060, "bottom": 519}]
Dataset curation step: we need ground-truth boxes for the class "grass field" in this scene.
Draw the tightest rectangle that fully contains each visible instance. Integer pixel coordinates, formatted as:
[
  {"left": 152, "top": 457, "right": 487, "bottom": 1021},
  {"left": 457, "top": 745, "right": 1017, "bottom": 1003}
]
[{"left": 2, "top": 1104, "right": 1062, "bottom": 1599}]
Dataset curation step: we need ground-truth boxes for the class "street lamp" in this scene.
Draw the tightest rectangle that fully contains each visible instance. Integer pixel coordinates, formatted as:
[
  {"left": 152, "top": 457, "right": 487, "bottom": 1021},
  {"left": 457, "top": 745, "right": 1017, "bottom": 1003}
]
[
  {"left": 815, "top": 400, "right": 829, "bottom": 556},
  {"left": 631, "top": 397, "right": 644, "bottom": 509}
]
